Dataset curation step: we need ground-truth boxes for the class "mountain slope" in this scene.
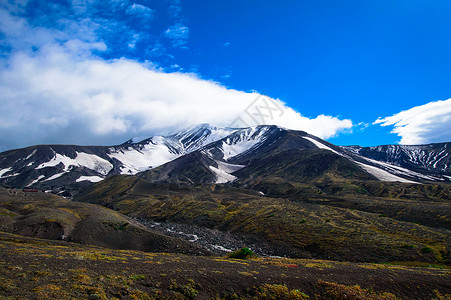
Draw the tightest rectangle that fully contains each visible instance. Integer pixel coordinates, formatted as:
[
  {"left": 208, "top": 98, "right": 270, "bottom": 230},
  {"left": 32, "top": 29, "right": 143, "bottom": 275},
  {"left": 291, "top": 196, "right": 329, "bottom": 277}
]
[{"left": 343, "top": 143, "right": 451, "bottom": 178}]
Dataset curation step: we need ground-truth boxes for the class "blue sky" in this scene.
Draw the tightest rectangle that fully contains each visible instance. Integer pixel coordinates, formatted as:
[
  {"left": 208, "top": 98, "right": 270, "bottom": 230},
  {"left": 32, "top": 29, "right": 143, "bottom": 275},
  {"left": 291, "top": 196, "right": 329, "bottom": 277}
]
[{"left": 1, "top": 0, "right": 451, "bottom": 150}]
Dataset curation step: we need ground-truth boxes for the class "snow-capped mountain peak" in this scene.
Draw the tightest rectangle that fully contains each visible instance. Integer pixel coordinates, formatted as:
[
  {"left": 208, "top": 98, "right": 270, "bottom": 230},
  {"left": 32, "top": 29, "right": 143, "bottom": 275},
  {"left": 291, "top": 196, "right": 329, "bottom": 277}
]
[
  {"left": 1, "top": 124, "right": 451, "bottom": 196},
  {"left": 172, "top": 123, "right": 238, "bottom": 152}
]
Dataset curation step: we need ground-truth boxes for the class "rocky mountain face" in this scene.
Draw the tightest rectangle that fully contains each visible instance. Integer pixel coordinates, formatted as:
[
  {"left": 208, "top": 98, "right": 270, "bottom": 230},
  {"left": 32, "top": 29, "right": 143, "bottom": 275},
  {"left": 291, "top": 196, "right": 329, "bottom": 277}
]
[
  {"left": 1, "top": 124, "right": 451, "bottom": 196},
  {"left": 0, "top": 125, "right": 235, "bottom": 195},
  {"left": 342, "top": 143, "right": 451, "bottom": 178},
  {"left": 140, "top": 125, "right": 451, "bottom": 185}
]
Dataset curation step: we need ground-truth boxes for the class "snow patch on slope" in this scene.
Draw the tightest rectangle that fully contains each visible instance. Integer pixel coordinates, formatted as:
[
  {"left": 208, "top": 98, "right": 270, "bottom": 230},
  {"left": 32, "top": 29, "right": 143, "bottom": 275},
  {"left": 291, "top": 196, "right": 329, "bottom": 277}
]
[
  {"left": 36, "top": 152, "right": 113, "bottom": 175},
  {"left": 359, "top": 156, "right": 442, "bottom": 182},
  {"left": 304, "top": 137, "right": 423, "bottom": 183},
  {"left": 108, "top": 137, "right": 181, "bottom": 174},
  {"left": 174, "top": 125, "right": 237, "bottom": 152},
  {"left": 27, "top": 175, "right": 45, "bottom": 186},
  {"left": 355, "top": 161, "right": 418, "bottom": 183},
  {"left": 221, "top": 127, "right": 270, "bottom": 160},
  {"left": 222, "top": 140, "right": 260, "bottom": 160},
  {"left": 76, "top": 176, "right": 104, "bottom": 183},
  {"left": 25, "top": 150, "right": 37, "bottom": 160},
  {"left": 0, "top": 167, "right": 12, "bottom": 178},
  {"left": 303, "top": 137, "right": 340, "bottom": 155},
  {"left": 43, "top": 172, "right": 66, "bottom": 182}
]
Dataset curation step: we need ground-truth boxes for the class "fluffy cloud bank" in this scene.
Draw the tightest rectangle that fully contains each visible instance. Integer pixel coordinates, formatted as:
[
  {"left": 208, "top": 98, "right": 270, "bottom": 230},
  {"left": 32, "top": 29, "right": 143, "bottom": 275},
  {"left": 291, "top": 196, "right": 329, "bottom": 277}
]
[
  {"left": 375, "top": 99, "right": 451, "bottom": 145},
  {"left": 0, "top": 46, "right": 352, "bottom": 149},
  {"left": 0, "top": 1, "right": 352, "bottom": 150}
]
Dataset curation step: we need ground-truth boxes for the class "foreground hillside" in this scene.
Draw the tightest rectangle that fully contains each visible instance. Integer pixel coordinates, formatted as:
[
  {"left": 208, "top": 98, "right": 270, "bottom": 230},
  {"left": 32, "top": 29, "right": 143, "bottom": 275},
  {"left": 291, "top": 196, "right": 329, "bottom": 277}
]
[
  {"left": 0, "top": 232, "right": 449, "bottom": 299},
  {"left": 75, "top": 176, "right": 451, "bottom": 264},
  {"left": 0, "top": 188, "right": 208, "bottom": 255}
]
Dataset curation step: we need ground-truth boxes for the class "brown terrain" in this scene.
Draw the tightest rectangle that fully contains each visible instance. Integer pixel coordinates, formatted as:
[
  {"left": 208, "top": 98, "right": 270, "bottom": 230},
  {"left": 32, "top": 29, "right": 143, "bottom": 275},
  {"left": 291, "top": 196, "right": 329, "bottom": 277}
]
[{"left": 0, "top": 232, "right": 450, "bottom": 299}]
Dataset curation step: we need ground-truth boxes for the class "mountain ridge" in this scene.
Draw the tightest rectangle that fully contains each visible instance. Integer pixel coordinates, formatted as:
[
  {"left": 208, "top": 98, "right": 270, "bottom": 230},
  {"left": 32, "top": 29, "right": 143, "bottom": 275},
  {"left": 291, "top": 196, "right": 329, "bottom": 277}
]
[{"left": 1, "top": 124, "right": 450, "bottom": 196}]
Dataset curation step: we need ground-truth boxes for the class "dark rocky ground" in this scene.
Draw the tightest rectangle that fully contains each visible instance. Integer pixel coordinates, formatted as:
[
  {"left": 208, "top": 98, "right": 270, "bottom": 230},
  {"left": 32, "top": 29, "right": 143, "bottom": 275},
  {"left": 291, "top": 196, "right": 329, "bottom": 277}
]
[{"left": 137, "top": 219, "right": 299, "bottom": 258}]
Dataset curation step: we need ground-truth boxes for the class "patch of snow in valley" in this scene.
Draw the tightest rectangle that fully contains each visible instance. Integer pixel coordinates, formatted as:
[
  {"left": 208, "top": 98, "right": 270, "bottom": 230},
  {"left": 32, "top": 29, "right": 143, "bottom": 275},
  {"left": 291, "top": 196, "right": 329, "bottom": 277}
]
[
  {"left": 211, "top": 245, "right": 233, "bottom": 252},
  {"left": 209, "top": 160, "right": 244, "bottom": 184},
  {"left": 216, "top": 161, "right": 245, "bottom": 173},
  {"left": 138, "top": 219, "right": 294, "bottom": 257},
  {"left": 76, "top": 175, "right": 104, "bottom": 183},
  {"left": 164, "top": 226, "right": 199, "bottom": 242},
  {"left": 209, "top": 166, "right": 237, "bottom": 183}
]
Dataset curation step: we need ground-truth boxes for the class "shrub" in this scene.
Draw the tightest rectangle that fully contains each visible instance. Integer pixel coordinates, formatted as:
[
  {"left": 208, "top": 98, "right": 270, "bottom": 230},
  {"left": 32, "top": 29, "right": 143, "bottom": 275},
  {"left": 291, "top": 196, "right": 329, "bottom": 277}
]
[
  {"left": 254, "top": 284, "right": 309, "bottom": 299},
  {"left": 317, "top": 280, "right": 398, "bottom": 300},
  {"left": 228, "top": 247, "right": 255, "bottom": 259},
  {"left": 130, "top": 274, "right": 146, "bottom": 281},
  {"left": 169, "top": 279, "right": 198, "bottom": 299},
  {"left": 432, "top": 290, "right": 451, "bottom": 300},
  {"left": 421, "top": 247, "right": 433, "bottom": 254}
]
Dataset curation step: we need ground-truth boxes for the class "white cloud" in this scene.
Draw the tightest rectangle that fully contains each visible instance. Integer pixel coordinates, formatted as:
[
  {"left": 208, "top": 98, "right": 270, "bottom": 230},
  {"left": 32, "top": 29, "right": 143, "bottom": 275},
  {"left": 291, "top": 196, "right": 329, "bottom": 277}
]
[
  {"left": 126, "top": 3, "right": 154, "bottom": 19},
  {"left": 168, "top": 0, "right": 182, "bottom": 19},
  {"left": 0, "top": 45, "right": 352, "bottom": 149},
  {"left": 164, "top": 23, "right": 189, "bottom": 47},
  {"left": 374, "top": 99, "right": 451, "bottom": 145}
]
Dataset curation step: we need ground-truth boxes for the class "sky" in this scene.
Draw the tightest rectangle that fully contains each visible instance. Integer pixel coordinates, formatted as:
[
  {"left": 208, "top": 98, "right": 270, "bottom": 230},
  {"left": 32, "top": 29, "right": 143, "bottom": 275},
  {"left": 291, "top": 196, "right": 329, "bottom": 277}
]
[{"left": 1, "top": 0, "right": 451, "bottom": 151}]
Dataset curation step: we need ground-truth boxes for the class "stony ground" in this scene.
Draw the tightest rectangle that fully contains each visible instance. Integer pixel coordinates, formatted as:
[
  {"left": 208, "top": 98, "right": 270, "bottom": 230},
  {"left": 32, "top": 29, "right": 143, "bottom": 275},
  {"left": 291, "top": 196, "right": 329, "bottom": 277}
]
[{"left": 0, "top": 232, "right": 450, "bottom": 299}]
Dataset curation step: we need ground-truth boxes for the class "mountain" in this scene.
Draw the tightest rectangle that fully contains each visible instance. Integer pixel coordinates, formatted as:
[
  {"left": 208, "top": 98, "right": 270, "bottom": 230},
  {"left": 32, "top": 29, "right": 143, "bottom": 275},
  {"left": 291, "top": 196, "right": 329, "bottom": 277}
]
[
  {"left": 140, "top": 125, "right": 451, "bottom": 186},
  {"left": 1, "top": 124, "right": 451, "bottom": 196},
  {"left": 2, "top": 124, "right": 451, "bottom": 265},
  {"left": 342, "top": 143, "right": 451, "bottom": 179},
  {"left": 0, "top": 124, "right": 236, "bottom": 195}
]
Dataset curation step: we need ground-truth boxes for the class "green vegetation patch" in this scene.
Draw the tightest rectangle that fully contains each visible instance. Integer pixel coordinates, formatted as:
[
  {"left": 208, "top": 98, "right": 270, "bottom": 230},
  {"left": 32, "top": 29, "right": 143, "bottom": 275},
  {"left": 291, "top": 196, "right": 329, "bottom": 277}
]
[
  {"left": 317, "top": 280, "right": 399, "bottom": 299},
  {"left": 228, "top": 247, "right": 255, "bottom": 260},
  {"left": 254, "top": 284, "right": 309, "bottom": 299}
]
